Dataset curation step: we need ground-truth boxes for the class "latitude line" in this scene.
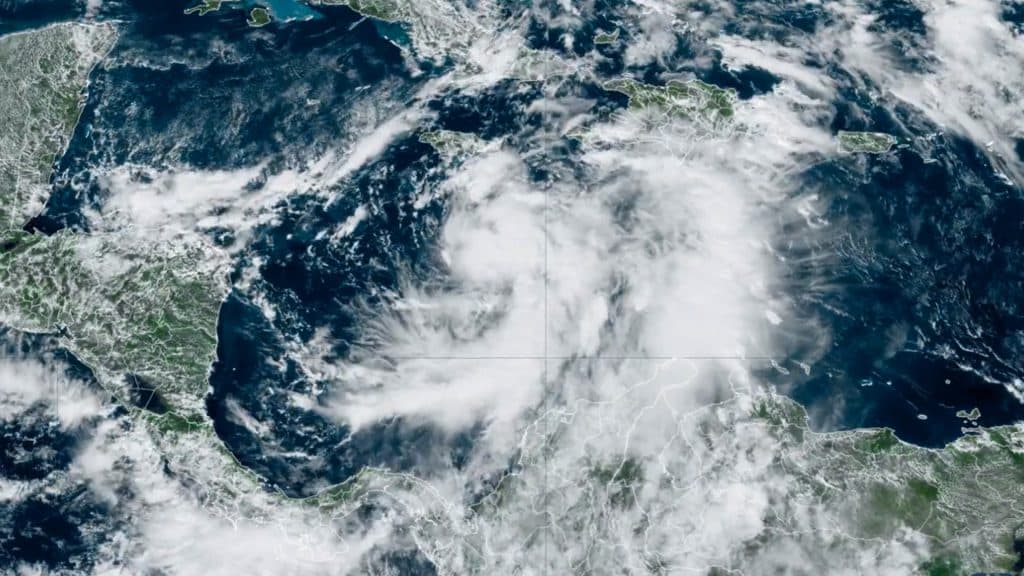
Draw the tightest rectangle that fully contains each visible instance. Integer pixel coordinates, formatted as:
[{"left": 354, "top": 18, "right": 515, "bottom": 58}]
[{"left": 376, "top": 356, "right": 777, "bottom": 360}]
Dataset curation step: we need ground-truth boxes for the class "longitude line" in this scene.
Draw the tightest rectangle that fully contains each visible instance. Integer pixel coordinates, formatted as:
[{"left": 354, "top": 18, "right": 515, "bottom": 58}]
[{"left": 542, "top": 40, "right": 550, "bottom": 576}]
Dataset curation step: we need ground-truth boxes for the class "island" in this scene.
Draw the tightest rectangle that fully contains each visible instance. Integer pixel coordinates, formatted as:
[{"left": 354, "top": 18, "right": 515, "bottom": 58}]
[
  {"left": 594, "top": 28, "right": 620, "bottom": 45},
  {"left": 247, "top": 6, "right": 272, "bottom": 26},
  {"left": 956, "top": 407, "right": 982, "bottom": 421},
  {"left": 838, "top": 130, "right": 897, "bottom": 153},
  {"left": 184, "top": 0, "right": 231, "bottom": 16},
  {"left": 603, "top": 76, "right": 737, "bottom": 121},
  {"left": 419, "top": 129, "right": 488, "bottom": 159}
]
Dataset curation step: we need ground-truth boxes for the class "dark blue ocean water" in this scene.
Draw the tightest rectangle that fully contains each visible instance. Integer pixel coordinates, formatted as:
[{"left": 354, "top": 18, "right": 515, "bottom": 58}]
[
  {"left": 0, "top": 0, "right": 82, "bottom": 35},
  {"left": 0, "top": 331, "right": 125, "bottom": 572},
  {"left": 33, "top": 0, "right": 411, "bottom": 232},
  {"left": 777, "top": 73, "right": 1024, "bottom": 446},
  {"left": 206, "top": 127, "right": 494, "bottom": 495}
]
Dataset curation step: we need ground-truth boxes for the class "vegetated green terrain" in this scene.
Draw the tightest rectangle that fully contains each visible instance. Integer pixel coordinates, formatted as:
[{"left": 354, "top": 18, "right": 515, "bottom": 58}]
[
  {"left": 594, "top": 28, "right": 620, "bottom": 44},
  {"left": 603, "top": 77, "right": 737, "bottom": 121},
  {"left": 0, "top": 229, "right": 227, "bottom": 419},
  {"left": 837, "top": 130, "right": 896, "bottom": 153},
  {"left": 0, "top": 22, "right": 227, "bottom": 448},
  {"left": 247, "top": 7, "right": 272, "bottom": 26},
  {"left": 419, "top": 129, "right": 488, "bottom": 159},
  {"left": 751, "top": 394, "right": 1024, "bottom": 574},
  {"left": 184, "top": 0, "right": 231, "bottom": 16},
  {"left": 0, "top": 23, "right": 116, "bottom": 232},
  {"left": 314, "top": 0, "right": 404, "bottom": 22}
]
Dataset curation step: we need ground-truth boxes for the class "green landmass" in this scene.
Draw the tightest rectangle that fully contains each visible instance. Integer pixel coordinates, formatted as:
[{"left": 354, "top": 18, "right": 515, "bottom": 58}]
[
  {"left": 184, "top": 0, "right": 229, "bottom": 16},
  {"left": 447, "top": 390, "right": 1024, "bottom": 574},
  {"left": 247, "top": 6, "right": 272, "bottom": 26},
  {"left": 590, "top": 457, "right": 644, "bottom": 508},
  {"left": 837, "top": 130, "right": 896, "bottom": 153},
  {"left": 0, "top": 23, "right": 116, "bottom": 233},
  {"left": 0, "top": 229, "right": 228, "bottom": 419},
  {"left": 603, "top": 77, "right": 737, "bottom": 121},
  {"left": 0, "top": 21, "right": 227, "bottom": 446},
  {"left": 347, "top": 0, "right": 402, "bottom": 21},
  {"left": 312, "top": 0, "right": 488, "bottom": 64},
  {"left": 751, "top": 393, "right": 1024, "bottom": 573},
  {"left": 956, "top": 407, "right": 981, "bottom": 421},
  {"left": 0, "top": 21, "right": 380, "bottom": 519},
  {"left": 853, "top": 427, "right": 901, "bottom": 453},
  {"left": 314, "top": 0, "right": 403, "bottom": 22},
  {"left": 419, "top": 129, "right": 487, "bottom": 159},
  {"left": 594, "top": 28, "right": 619, "bottom": 45}
]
